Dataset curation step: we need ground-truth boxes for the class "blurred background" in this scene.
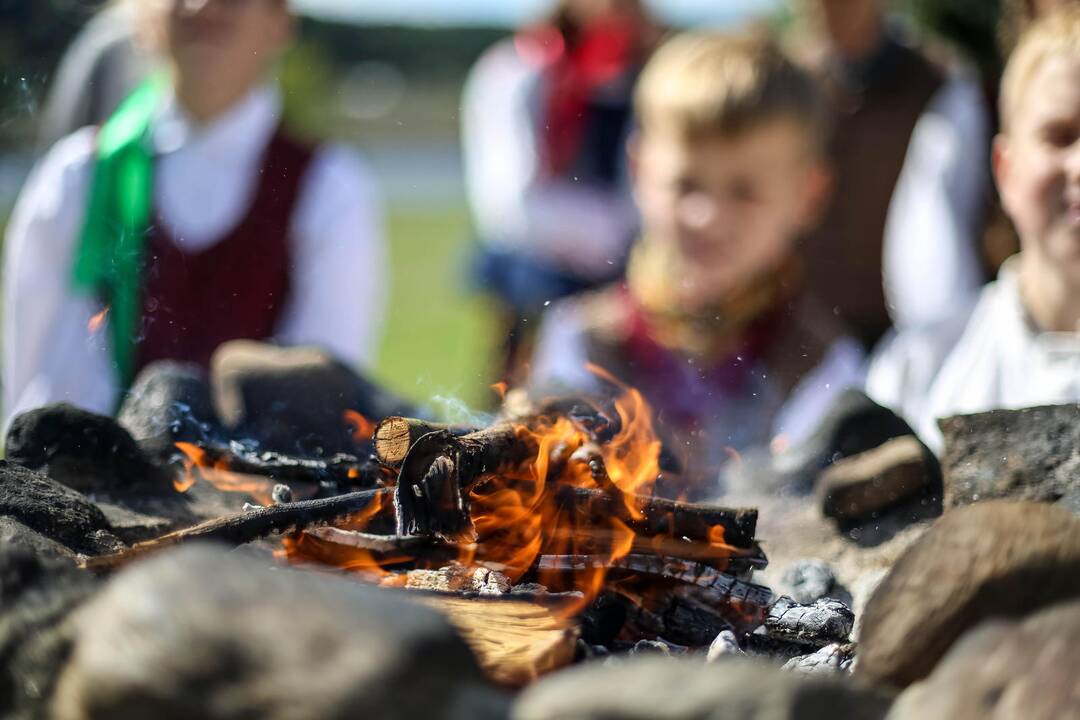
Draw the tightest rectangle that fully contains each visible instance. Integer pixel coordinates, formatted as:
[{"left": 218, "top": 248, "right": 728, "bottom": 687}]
[{"left": 0, "top": 0, "right": 1003, "bottom": 409}]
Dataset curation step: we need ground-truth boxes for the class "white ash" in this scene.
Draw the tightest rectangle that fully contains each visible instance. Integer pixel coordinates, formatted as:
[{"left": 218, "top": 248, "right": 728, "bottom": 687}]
[
  {"left": 765, "top": 596, "right": 855, "bottom": 646},
  {"left": 782, "top": 642, "right": 856, "bottom": 675},
  {"left": 706, "top": 630, "right": 745, "bottom": 662}
]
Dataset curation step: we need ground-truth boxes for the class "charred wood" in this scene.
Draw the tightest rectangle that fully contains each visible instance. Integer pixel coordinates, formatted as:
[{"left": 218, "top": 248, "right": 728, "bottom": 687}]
[
  {"left": 764, "top": 596, "right": 855, "bottom": 647},
  {"left": 395, "top": 424, "right": 532, "bottom": 539},
  {"left": 80, "top": 488, "right": 391, "bottom": 572},
  {"left": 550, "top": 485, "right": 760, "bottom": 556},
  {"left": 178, "top": 442, "right": 385, "bottom": 493}
]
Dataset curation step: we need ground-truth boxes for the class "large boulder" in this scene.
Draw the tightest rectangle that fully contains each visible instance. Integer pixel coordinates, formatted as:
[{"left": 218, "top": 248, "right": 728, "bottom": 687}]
[
  {"left": 512, "top": 656, "right": 891, "bottom": 720},
  {"left": 888, "top": 600, "right": 1080, "bottom": 720},
  {"left": 5, "top": 404, "right": 169, "bottom": 494},
  {"left": 857, "top": 501, "right": 1080, "bottom": 690},
  {"left": 0, "top": 545, "right": 100, "bottom": 720},
  {"left": 939, "top": 404, "right": 1080, "bottom": 509},
  {"left": 0, "top": 460, "right": 122, "bottom": 555},
  {"left": 52, "top": 544, "right": 507, "bottom": 720},
  {"left": 210, "top": 340, "right": 417, "bottom": 456}
]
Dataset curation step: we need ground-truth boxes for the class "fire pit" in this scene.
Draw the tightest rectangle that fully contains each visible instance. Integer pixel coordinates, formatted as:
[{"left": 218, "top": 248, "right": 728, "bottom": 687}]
[{"left": 3, "top": 351, "right": 1079, "bottom": 720}]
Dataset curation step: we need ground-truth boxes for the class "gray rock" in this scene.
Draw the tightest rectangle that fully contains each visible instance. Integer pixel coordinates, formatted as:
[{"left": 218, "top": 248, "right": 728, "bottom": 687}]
[
  {"left": 888, "top": 600, "right": 1080, "bottom": 720},
  {"left": 512, "top": 656, "right": 892, "bottom": 720},
  {"left": 857, "top": 500, "right": 1080, "bottom": 690},
  {"left": 771, "top": 389, "right": 915, "bottom": 492},
  {"left": 210, "top": 340, "right": 417, "bottom": 456},
  {"left": 780, "top": 559, "right": 836, "bottom": 605},
  {"left": 706, "top": 630, "right": 744, "bottom": 662},
  {"left": 117, "top": 361, "right": 220, "bottom": 461},
  {"left": 765, "top": 597, "right": 854, "bottom": 647},
  {"left": 0, "top": 460, "right": 122, "bottom": 555},
  {"left": 629, "top": 639, "right": 671, "bottom": 656},
  {"left": 5, "top": 404, "right": 168, "bottom": 494},
  {"left": 939, "top": 403, "right": 1080, "bottom": 509},
  {"left": 818, "top": 436, "right": 940, "bottom": 522},
  {"left": 52, "top": 544, "right": 506, "bottom": 720},
  {"left": 0, "top": 516, "right": 75, "bottom": 560},
  {"left": 0, "top": 545, "right": 100, "bottom": 720},
  {"left": 782, "top": 643, "right": 855, "bottom": 675},
  {"left": 93, "top": 501, "right": 176, "bottom": 544}
]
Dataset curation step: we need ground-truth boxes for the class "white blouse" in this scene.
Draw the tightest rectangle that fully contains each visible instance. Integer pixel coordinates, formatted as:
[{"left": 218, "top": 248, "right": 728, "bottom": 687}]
[
  {"left": 867, "top": 257, "right": 1080, "bottom": 453},
  {"left": 3, "top": 85, "right": 387, "bottom": 429}
]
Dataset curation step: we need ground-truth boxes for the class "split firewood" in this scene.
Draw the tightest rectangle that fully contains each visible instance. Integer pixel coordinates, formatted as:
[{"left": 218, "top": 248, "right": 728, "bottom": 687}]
[
  {"left": 400, "top": 565, "right": 513, "bottom": 595},
  {"left": 373, "top": 417, "right": 478, "bottom": 468},
  {"left": 413, "top": 594, "right": 579, "bottom": 686},
  {"left": 80, "top": 488, "right": 391, "bottom": 572}
]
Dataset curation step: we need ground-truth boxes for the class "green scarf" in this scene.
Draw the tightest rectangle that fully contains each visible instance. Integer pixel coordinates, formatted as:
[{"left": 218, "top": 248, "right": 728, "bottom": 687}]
[{"left": 72, "top": 77, "right": 164, "bottom": 389}]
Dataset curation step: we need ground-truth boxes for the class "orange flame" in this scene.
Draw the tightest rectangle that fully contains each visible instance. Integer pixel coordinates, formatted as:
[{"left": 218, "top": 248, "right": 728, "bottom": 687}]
[
  {"left": 281, "top": 366, "right": 739, "bottom": 617},
  {"left": 173, "top": 442, "right": 278, "bottom": 506},
  {"left": 88, "top": 306, "right": 110, "bottom": 334},
  {"left": 490, "top": 381, "right": 508, "bottom": 399},
  {"left": 344, "top": 410, "right": 376, "bottom": 442}
]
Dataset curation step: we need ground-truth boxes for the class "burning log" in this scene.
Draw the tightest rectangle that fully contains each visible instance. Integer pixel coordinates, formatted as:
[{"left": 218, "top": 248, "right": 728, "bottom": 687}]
[
  {"left": 175, "top": 442, "right": 385, "bottom": 493},
  {"left": 80, "top": 488, "right": 391, "bottom": 572},
  {"left": 394, "top": 424, "right": 532, "bottom": 538},
  {"left": 550, "top": 486, "right": 760, "bottom": 560},
  {"left": 373, "top": 417, "right": 478, "bottom": 468}
]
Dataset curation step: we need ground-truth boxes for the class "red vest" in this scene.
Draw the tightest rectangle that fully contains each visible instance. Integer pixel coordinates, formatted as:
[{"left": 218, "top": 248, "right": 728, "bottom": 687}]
[{"left": 134, "top": 129, "right": 315, "bottom": 373}]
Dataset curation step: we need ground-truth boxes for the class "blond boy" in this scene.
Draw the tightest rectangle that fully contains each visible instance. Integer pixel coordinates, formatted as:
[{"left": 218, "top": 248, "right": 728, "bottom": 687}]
[
  {"left": 529, "top": 31, "right": 865, "bottom": 495},
  {"left": 867, "top": 6, "right": 1080, "bottom": 452}
]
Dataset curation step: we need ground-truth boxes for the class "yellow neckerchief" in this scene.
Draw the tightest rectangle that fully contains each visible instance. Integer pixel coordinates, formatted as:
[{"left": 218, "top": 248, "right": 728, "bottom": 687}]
[{"left": 624, "top": 237, "right": 801, "bottom": 361}]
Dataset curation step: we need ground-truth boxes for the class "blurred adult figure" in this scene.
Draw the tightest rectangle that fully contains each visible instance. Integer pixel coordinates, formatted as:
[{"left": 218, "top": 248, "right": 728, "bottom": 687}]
[
  {"left": 39, "top": 0, "right": 152, "bottom": 148},
  {"left": 790, "top": 0, "right": 992, "bottom": 347},
  {"left": 1000, "top": 0, "right": 1080, "bottom": 52},
  {"left": 3, "top": 0, "right": 386, "bottom": 428},
  {"left": 461, "top": 0, "right": 660, "bottom": 382}
]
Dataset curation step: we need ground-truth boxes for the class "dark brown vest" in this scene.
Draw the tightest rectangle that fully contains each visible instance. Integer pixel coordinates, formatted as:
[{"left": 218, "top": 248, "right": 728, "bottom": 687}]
[
  {"left": 572, "top": 286, "right": 845, "bottom": 497},
  {"left": 799, "top": 40, "right": 944, "bottom": 349},
  {"left": 134, "top": 129, "right": 315, "bottom": 373}
]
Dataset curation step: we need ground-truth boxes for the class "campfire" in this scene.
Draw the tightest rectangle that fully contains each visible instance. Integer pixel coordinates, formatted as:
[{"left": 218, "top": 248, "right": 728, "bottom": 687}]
[
  {"left": 5, "top": 353, "right": 1079, "bottom": 719},
  {"left": 73, "top": 364, "right": 854, "bottom": 685}
]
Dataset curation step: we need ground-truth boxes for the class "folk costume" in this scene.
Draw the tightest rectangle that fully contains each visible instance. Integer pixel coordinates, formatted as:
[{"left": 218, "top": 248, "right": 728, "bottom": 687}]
[
  {"left": 867, "top": 257, "right": 1080, "bottom": 454},
  {"left": 3, "top": 83, "right": 386, "bottom": 428},
  {"left": 794, "top": 27, "right": 991, "bottom": 348},
  {"left": 461, "top": 17, "right": 645, "bottom": 377}
]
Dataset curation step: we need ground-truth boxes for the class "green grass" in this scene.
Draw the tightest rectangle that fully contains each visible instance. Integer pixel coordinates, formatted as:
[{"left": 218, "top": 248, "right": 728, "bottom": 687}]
[{"left": 373, "top": 202, "right": 500, "bottom": 413}]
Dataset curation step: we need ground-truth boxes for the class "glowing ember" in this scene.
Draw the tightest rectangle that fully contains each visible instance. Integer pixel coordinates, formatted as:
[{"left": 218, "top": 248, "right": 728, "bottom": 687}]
[
  {"left": 174, "top": 442, "right": 278, "bottom": 506},
  {"left": 88, "top": 306, "right": 110, "bottom": 333},
  {"left": 344, "top": 410, "right": 376, "bottom": 442}
]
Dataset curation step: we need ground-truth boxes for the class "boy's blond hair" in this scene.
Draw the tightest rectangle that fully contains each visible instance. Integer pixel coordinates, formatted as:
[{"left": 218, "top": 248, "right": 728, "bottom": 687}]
[
  {"left": 635, "top": 30, "right": 827, "bottom": 152},
  {"left": 1000, "top": 5, "right": 1080, "bottom": 131}
]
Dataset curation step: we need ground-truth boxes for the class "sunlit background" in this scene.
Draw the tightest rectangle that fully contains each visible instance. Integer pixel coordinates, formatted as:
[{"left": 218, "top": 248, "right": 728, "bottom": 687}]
[{"left": 0, "top": 0, "right": 1001, "bottom": 409}]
